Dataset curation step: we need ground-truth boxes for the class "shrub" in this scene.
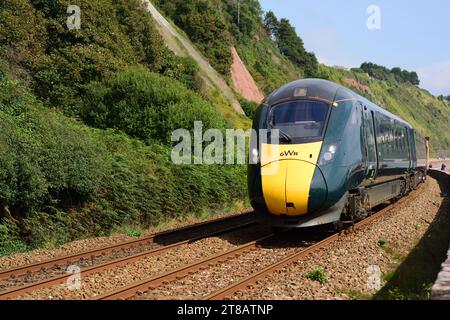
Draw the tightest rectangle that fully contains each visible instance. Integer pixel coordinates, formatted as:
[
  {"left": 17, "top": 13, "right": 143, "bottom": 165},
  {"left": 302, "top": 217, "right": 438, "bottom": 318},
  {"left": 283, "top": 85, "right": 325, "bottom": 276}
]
[
  {"left": 307, "top": 267, "right": 328, "bottom": 284},
  {"left": 81, "top": 67, "right": 226, "bottom": 144},
  {"left": 154, "top": 0, "right": 233, "bottom": 75},
  {"left": 0, "top": 0, "right": 199, "bottom": 114},
  {"left": 239, "top": 98, "right": 259, "bottom": 119},
  {"left": 0, "top": 220, "right": 28, "bottom": 256}
]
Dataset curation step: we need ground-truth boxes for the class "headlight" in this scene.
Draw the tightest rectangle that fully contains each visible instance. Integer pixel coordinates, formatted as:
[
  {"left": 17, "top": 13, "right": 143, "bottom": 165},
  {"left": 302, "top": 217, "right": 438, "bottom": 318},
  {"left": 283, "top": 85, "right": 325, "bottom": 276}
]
[
  {"left": 319, "top": 144, "right": 338, "bottom": 166},
  {"left": 251, "top": 148, "right": 259, "bottom": 164}
]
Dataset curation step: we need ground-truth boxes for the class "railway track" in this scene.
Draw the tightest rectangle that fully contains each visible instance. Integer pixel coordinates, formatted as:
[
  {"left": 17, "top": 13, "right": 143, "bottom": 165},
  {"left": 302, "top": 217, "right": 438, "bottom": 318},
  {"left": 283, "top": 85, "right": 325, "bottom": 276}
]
[
  {"left": 95, "top": 186, "right": 422, "bottom": 300},
  {"left": 0, "top": 185, "right": 422, "bottom": 300},
  {"left": 0, "top": 210, "right": 256, "bottom": 299},
  {"left": 205, "top": 189, "right": 422, "bottom": 300}
]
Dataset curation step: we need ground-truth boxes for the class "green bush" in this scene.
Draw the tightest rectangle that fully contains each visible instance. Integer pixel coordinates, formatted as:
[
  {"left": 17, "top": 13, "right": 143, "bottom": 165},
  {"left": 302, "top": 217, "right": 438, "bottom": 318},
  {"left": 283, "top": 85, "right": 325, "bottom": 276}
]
[
  {"left": 239, "top": 98, "right": 259, "bottom": 119},
  {"left": 307, "top": 267, "right": 328, "bottom": 284},
  {"left": 155, "top": 0, "right": 233, "bottom": 76},
  {"left": 0, "top": 220, "right": 28, "bottom": 256},
  {"left": 81, "top": 67, "right": 226, "bottom": 144}
]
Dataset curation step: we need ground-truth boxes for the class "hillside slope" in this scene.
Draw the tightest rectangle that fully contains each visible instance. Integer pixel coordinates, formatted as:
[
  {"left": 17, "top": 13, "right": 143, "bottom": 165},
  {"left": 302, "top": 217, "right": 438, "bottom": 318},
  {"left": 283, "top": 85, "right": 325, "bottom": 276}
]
[
  {"left": 143, "top": 0, "right": 244, "bottom": 115},
  {"left": 152, "top": 0, "right": 449, "bottom": 153},
  {"left": 0, "top": 0, "right": 248, "bottom": 255}
]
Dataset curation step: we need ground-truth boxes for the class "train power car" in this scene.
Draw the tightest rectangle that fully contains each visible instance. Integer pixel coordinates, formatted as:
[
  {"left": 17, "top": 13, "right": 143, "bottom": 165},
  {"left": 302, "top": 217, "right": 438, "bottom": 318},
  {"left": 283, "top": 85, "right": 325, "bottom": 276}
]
[{"left": 248, "top": 79, "right": 429, "bottom": 229}]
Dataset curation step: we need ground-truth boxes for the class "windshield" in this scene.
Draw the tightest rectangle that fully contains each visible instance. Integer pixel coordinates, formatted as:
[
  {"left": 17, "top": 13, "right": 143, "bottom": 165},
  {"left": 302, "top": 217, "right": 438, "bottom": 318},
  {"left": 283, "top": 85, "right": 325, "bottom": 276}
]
[{"left": 269, "top": 100, "right": 330, "bottom": 142}]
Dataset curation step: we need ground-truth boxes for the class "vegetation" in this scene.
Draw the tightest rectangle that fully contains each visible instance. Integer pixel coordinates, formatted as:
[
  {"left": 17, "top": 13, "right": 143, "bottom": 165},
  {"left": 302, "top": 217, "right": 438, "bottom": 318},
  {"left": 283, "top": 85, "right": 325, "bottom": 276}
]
[
  {"left": 272, "top": 17, "right": 318, "bottom": 77},
  {"left": 0, "top": 67, "right": 246, "bottom": 254},
  {"left": 81, "top": 67, "right": 226, "bottom": 144},
  {"left": 156, "top": 0, "right": 315, "bottom": 93},
  {"left": 0, "top": 0, "right": 200, "bottom": 115},
  {"left": 154, "top": 0, "right": 233, "bottom": 76},
  {"left": 307, "top": 267, "right": 328, "bottom": 284},
  {"left": 0, "top": 0, "right": 248, "bottom": 256},
  {"left": 360, "top": 62, "right": 420, "bottom": 85},
  {"left": 239, "top": 97, "right": 259, "bottom": 119}
]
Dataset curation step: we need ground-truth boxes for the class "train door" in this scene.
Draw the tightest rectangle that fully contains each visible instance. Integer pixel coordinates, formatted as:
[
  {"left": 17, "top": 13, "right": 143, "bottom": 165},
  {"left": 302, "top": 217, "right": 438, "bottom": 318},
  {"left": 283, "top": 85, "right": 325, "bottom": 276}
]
[{"left": 361, "top": 103, "right": 378, "bottom": 180}]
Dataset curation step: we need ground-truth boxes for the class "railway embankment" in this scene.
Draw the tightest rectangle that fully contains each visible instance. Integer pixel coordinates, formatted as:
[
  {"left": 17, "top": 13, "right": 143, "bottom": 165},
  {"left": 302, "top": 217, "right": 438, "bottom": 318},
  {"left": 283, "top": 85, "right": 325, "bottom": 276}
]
[
  {"left": 430, "top": 170, "right": 450, "bottom": 300},
  {"left": 234, "top": 175, "right": 450, "bottom": 300}
]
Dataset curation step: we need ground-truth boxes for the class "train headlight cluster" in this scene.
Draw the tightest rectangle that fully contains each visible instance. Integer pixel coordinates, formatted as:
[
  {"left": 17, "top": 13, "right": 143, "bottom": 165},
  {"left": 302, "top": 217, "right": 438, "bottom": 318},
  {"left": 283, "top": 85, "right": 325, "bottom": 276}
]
[{"left": 319, "top": 144, "right": 338, "bottom": 165}]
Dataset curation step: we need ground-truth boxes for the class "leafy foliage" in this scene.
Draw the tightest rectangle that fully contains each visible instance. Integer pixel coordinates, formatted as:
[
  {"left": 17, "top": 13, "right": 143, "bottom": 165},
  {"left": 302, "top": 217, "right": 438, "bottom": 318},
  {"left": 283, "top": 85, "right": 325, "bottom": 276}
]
[
  {"left": 0, "top": 0, "right": 198, "bottom": 114},
  {"left": 154, "top": 0, "right": 233, "bottom": 76},
  {"left": 81, "top": 67, "right": 225, "bottom": 144},
  {"left": 239, "top": 98, "right": 259, "bottom": 119},
  {"left": 275, "top": 19, "right": 318, "bottom": 77},
  {"left": 221, "top": 0, "right": 264, "bottom": 42},
  {"left": 307, "top": 267, "right": 327, "bottom": 284}
]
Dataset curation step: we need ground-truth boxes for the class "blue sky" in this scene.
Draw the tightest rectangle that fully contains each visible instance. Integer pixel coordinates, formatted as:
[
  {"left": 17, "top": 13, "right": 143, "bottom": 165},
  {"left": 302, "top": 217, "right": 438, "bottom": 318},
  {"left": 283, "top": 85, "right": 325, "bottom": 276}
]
[{"left": 259, "top": 0, "right": 450, "bottom": 96}]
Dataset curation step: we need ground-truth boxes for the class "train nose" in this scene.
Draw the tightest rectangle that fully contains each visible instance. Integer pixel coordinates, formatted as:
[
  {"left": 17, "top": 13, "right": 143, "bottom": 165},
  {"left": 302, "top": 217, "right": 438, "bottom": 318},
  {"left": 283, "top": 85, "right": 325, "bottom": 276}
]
[{"left": 261, "top": 160, "right": 327, "bottom": 216}]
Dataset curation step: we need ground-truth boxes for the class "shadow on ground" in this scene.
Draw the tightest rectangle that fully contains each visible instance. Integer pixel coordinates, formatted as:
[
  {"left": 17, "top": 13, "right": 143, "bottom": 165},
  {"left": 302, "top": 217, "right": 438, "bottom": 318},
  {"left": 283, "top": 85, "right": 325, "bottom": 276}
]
[{"left": 374, "top": 171, "right": 450, "bottom": 300}]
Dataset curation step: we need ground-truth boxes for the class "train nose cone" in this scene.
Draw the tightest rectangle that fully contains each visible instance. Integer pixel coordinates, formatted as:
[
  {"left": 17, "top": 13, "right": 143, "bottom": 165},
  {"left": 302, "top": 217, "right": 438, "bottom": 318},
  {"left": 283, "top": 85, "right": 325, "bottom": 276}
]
[{"left": 261, "top": 160, "right": 327, "bottom": 216}]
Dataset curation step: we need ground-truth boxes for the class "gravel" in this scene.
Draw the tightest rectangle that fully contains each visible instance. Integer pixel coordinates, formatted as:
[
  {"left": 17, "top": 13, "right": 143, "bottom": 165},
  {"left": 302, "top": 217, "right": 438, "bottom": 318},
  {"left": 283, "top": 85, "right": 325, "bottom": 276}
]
[
  {"left": 134, "top": 236, "right": 317, "bottom": 300},
  {"left": 5, "top": 177, "right": 445, "bottom": 300},
  {"left": 16, "top": 224, "right": 270, "bottom": 300},
  {"left": 232, "top": 178, "right": 445, "bottom": 300},
  {"left": 0, "top": 209, "right": 251, "bottom": 272}
]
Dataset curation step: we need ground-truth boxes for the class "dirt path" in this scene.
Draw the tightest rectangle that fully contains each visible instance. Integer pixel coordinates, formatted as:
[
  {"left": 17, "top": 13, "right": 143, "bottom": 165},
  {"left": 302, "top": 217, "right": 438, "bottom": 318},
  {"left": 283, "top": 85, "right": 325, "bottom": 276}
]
[{"left": 143, "top": 0, "right": 244, "bottom": 115}]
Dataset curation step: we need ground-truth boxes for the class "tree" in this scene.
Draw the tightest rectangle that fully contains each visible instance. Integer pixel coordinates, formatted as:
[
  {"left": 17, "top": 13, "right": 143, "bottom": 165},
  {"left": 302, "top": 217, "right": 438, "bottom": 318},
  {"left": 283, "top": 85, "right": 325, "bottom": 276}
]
[
  {"left": 361, "top": 62, "right": 420, "bottom": 85},
  {"left": 155, "top": 0, "right": 232, "bottom": 75},
  {"left": 276, "top": 18, "right": 318, "bottom": 77},
  {"left": 264, "top": 11, "right": 279, "bottom": 39}
]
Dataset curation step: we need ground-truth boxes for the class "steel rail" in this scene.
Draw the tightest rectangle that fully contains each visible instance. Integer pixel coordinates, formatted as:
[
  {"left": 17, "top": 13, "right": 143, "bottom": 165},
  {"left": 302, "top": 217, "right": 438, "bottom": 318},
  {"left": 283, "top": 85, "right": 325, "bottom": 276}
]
[
  {"left": 204, "top": 188, "right": 421, "bottom": 300},
  {"left": 96, "top": 233, "right": 276, "bottom": 300},
  {"left": 0, "top": 210, "right": 253, "bottom": 282},
  {"left": 0, "top": 219, "right": 256, "bottom": 300}
]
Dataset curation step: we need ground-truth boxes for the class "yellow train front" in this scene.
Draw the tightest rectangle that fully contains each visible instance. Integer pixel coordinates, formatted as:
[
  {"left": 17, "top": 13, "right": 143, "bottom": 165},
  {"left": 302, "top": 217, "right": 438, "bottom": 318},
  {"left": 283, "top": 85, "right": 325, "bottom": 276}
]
[{"left": 248, "top": 79, "right": 428, "bottom": 229}]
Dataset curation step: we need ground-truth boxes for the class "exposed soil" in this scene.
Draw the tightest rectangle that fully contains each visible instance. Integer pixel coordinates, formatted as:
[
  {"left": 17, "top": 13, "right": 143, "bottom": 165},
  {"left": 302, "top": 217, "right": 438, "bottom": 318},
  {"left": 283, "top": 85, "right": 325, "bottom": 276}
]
[
  {"left": 343, "top": 77, "right": 370, "bottom": 94},
  {"left": 230, "top": 47, "right": 264, "bottom": 103}
]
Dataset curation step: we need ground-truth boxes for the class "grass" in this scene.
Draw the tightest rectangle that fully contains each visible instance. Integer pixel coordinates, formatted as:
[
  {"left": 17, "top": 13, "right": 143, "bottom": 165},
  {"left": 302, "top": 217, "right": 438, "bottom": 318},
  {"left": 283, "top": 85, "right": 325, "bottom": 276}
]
[
  {"left": 307, "top": 267, "right": 328, "bottom": 284},
  {"left": 377, "top": 238, "right": 388, "bottom": 247},
  {"left": 113, "top": 225, "right": 144, "bottom": 237},
  {"left": 340, "top": 288, "right": 373, "bottom": 300}
]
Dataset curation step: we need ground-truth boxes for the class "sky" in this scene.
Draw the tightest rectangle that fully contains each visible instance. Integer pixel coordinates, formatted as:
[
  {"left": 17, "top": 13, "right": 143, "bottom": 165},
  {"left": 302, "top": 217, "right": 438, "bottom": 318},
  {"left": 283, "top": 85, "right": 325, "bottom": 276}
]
[{"left": 259, "top": 0, "right": 450, "bottom": 96}]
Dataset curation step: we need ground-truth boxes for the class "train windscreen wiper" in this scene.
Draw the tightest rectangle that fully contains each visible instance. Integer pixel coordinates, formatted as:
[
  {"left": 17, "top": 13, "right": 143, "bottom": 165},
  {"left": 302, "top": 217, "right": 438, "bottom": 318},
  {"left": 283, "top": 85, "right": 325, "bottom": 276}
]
[{"left": 269, "top": 128, "right": 292, "bottom": 143}]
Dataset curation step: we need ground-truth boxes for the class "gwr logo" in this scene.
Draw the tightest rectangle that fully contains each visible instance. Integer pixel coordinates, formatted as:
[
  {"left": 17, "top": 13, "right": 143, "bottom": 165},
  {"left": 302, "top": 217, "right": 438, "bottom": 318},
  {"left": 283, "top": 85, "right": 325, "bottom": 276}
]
[{"left": 280, "top": 150, "right": 299, "bottom": 157}]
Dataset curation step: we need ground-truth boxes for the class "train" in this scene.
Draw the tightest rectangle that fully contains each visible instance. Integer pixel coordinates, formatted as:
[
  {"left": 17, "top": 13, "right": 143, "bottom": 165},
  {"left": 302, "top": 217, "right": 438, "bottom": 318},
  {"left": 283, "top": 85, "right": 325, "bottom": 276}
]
[{"left": 248, "top": 79, "right": 429, "bottom": 229}]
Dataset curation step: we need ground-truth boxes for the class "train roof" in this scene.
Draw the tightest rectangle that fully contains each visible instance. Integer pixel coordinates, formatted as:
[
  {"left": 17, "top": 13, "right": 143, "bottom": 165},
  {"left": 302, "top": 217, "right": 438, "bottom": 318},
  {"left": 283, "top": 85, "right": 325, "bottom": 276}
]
[{"left": 264, "top": 78, "right": 413, "bottom": 129}]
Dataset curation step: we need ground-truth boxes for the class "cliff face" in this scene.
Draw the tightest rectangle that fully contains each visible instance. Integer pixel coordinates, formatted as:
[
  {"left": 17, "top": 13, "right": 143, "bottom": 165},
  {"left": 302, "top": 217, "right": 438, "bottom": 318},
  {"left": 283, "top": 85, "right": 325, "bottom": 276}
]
[{"left": 230, "top": 47, "right": 264, "bottom": 103}]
